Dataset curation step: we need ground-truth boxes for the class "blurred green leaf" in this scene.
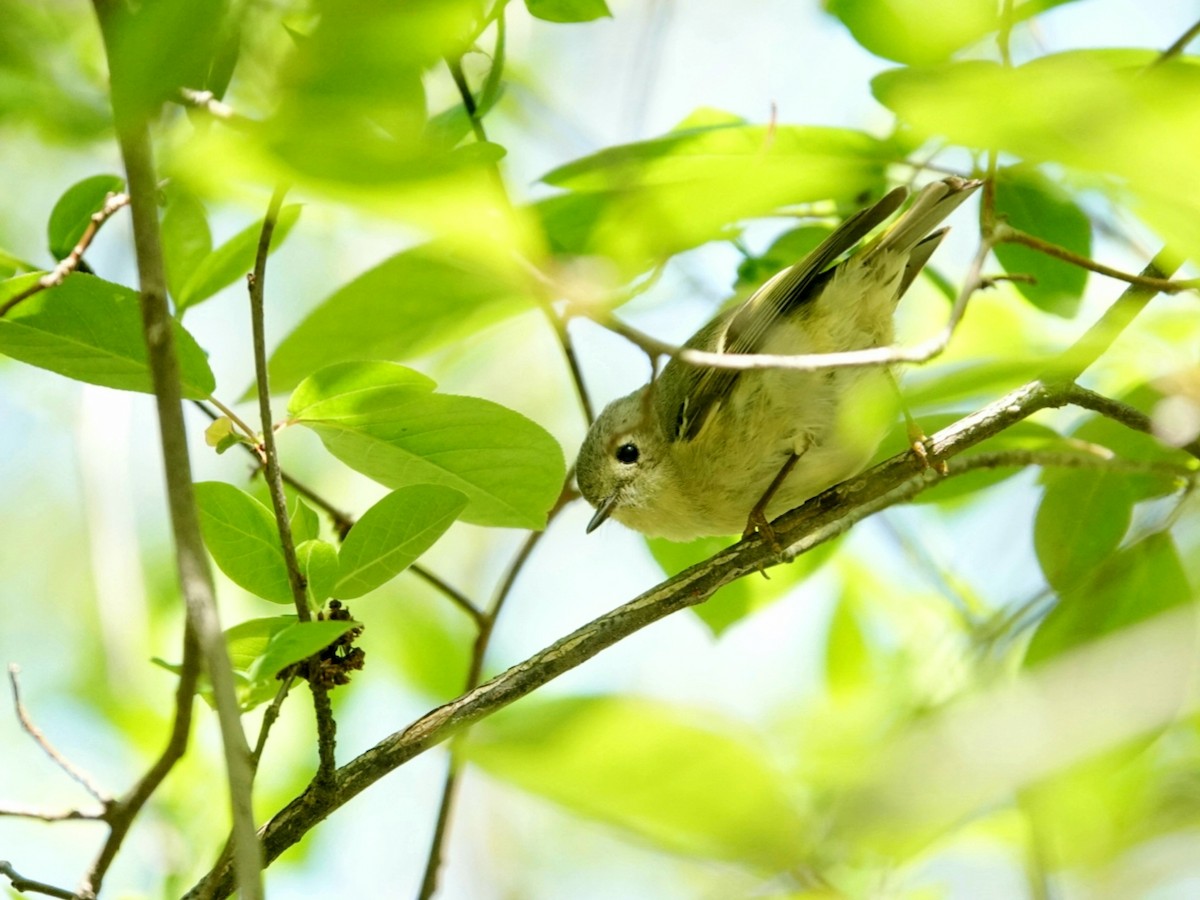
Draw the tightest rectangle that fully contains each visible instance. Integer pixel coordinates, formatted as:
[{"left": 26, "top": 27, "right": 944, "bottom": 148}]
[
  {"left": 336, "top": 485, "right": 467, "bottom": 599},
  {"left": 391, "top": 577, "right": 474, "bottom": 697},
  {"left": 825, "top": 594, "right": 873, "bottom": 696},
  {"left": 194, "top": 481, "right": 292, "bottom": 604},
  {"left": 993, "top": 165, "right": 1091, "bottom": 317},
  {"left": 288, "top": 362, "right": 565, "bottom": 529},
  {"left": 1026, "top": 533, "right": 1194, "bottom": 665},
  {"left": 1034, "top": 469, "right": 1135, "bottom": 593},
  {"left": 826, "top": 0, "right": 998, "bottom": 65},
  {"left": 266, "top": 244, "right": 534, "bottom": 395},
  {"left": 0, "top": 248, "right": 41, "bottom": 279},
  {"left": 0, "top": 273, "right": 215, "bottom": 397},
  {"left": 296, "top": 538, "right": 339, "bottom": 606},
  {"left": 535, "top": 115, "right": 896, "bottom": 271},
  {"left": 176, "top": 204, "right": 301, "bottom": 312},
  {"left": 463, "top": 695, "right": 809, "bottom": 868},
  {"left": 161, "top": 187, "right": 213, "bottom": 304},
  {"left": 648, "top": 535, "right": 838, "bottom": 635},
  {"left": 290, "top": 496, "right": 322, "bottom": 545},
  {"left": 525, "top": 0, "right": 611, "bottom": 23},
  {"left": 47, "top": 174, "right": 125, "bottom": 260},
  {"left": 872, "top": 52, "right": 1200, "bottom": 259}
]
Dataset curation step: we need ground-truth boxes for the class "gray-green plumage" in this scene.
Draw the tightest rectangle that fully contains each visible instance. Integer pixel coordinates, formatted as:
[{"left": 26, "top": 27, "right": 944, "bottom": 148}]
[{"left": 577, "top": 177, "right": 981, "bottom": 541}]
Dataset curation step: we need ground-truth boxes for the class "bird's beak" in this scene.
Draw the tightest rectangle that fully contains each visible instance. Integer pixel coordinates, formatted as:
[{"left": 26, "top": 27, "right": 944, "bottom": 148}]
[{"left": 586, "top": 495, "right": 618, "bottom": 534}]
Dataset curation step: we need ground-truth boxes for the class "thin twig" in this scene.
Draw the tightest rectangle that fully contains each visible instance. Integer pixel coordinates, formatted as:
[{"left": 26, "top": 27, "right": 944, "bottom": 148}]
[
  {"left": 91, "top": 4, "right": 262, "bottom": 896},
  {"left": 599, "top": 237, "right": 996, "bottom": 373},
  {"left": 8, "top": 665, "right": 111, "bottom": 804},
  {"left": 410, "top": 566, "right": 486, "bottom": 626},
  {"left": 1154, "top": 17, "right": 1200, "bottom": 65},
  {"left": 206, "top": 396, "right": 261, "bottom": 449},
  {"left": 175, "top": 88, "right": 255, "bottom": 129},
  {"left": 997, "top": 0, "right": 1015, "bottom": 66},
  {"left": 0, "top": 191, "right": 130, "bottom": 318},
  {"left": 1062, "top": 383, "right": 1200, "bottom": 461},
  {"left": 84, "top": 627, "right": 201, "bottom": 893},
  {"left": 0, "top": 861, "right": 77, "bottom": 900},
  {"left": 416, "top": 483, "right": 571, "bottom": 899},
  {"left": 0, "top": 805, "right": 103, "bottom": 822},
  {"left": 247, "top": 184, "right": 339, "bottom": 788},
  {"left": 995, "top": 225, "right": 1196, "bottom": 294}
]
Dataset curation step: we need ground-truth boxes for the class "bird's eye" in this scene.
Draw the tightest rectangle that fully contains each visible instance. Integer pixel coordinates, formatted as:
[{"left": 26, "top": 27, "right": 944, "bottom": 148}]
[{"left": 615, "top": 443, "right": 639, "bottom": 464}]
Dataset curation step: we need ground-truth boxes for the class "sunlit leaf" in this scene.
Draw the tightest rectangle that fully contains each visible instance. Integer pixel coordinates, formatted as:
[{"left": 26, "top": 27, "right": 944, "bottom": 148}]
[
  {"left": 176, "top": 204, "right": 301, "bottom": 312},
  {"left": 288, "top": 361, "right": 565, "bottom": 529},
  {"left": 46, "top": 174, "right": 124, "bottom": 260},
  {"left": 0, "top": 249, "right": 38, "bottom": 279},
  {"left": 826, "top": 0, "right": 1000, "bottom": 65},
  {"left": 825, "top": 594, "right": 873, "bottom": 696},
  {"left": 194, "top": 481, "right": 292, "bottom": 604},
  {"left": 463, "top": 695, "right": 810, "bottom": 868},
  {"left": 872, "top": 52, "right": 1200, "bottom": 258},
  {"left": 249, "top": 618, "right": 358, "bottom": 686},
  {"left": 224, "top": 615, "right": 358, "bottom": 709},
  {"left": 265, "top": 244, "right": 534, "bottom": 395},
  {"left": 1026, "top": 533, "right": 1194, "bottom": 665},
  {"left": 336, "top": 485, "right": 467, "bottom": 599},
  {"left": 0, "top": 273, "right": 215, "bottom": 397},
  {"left": 536, "top": 115, "right": 896, "bottom": 271},
  {"left": 525, "top": 0, "right": 611, "bottom": 23},
  {"left": 993, "top": 165, "right": 1091, "bottom": 318}
]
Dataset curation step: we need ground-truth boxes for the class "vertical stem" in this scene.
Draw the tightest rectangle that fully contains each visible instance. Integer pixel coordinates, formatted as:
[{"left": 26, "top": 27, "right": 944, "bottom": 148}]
[{"left": 91, "top": 3, "right": 262, "bottom": 896}]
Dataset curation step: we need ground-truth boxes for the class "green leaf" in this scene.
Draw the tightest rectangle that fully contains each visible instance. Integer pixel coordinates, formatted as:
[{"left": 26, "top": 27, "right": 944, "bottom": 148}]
[
  {"left": 1026, "top": 533, "right": 1194, "bottom": 666},
  {"left": 288, "top": 362, "right": 565, "bottom": 529},
  {"left": 296, "top": 539, "right": 339, "bottom": 606},
  {"left": 161, "top": 188, "right": 213, "bottom": 304},
  {"left": 176, "top": 204, "right": 301, "bottom": 312},
  {"left": 392, "top": 580, "right": 474, "bottom": 698},
  {"left": 290, "top": 496, "right": 322, "bottom": 545},
  {"left": 871, "top": 52, "right": 1200, "bottom": 260},
  {"left": 0, "top": 249, "right": 39, "bottom": 280},
  {"left": 525, "top": 0, "right": 611, "bottom": 23},
  {"left": 535, "top": 116, "right": 896, "bottom": 271},
  {"left": 826, "top": 0, "right": 1079, "bottom": 65},
  {"left": 224, "top": 616, "right": 358, "bottom": 710},
  {"left": 734, "top": 225, "right": 831, "bottom": 292},
  {"left": 993, "top": 166, "right": 1091, "bottom": 317},
  {"left": 336, "top": 485, "right": 467, "bottom": 599},
  {"left": 462, "top": 695, "right": 809, "bottom": 868},
  {"left": 1034, "top": 469, "right": 1135, "bottom": 593},
  {"left": 194, "top": 481, "right": 292, "bottom": 604},
  {"left": 47, "top": 174, "right": 125, "bottom": 261},
  {"left": 0, "top": 273, "right": 215, "bottom": 398},
  {"left": 825, "top": 594, "right": 873, "bottom": 696},
  {"left": 249, "top": 619, "right": 358, "bottom": 686},
  {"left": 265, "top": 244, "right": 533, "bottom": 396},
  {"left": 648, "top": 535, "right": 838, "bottom": 636}
]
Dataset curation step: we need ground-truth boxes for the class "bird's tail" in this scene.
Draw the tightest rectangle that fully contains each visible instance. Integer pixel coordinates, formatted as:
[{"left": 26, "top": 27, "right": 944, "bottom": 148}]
[{"left": 875, "top": 176, "right": 982, "bottom": 257}]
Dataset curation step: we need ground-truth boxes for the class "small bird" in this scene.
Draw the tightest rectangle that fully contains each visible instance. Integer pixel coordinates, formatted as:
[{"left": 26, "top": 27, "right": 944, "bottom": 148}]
[{"left": 576, "top": 176, "right": 981, "bottom": 542}]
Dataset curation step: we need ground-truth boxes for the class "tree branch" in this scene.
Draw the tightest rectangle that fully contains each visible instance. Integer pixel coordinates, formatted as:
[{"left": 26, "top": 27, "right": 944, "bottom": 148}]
[
  {"left": 190, "top": 374, "right": 1171, "bottom": 898},
  {"left": 995, "top": 225, "right": 1196, "bottom": 294},
  {"left": 8, "top": 665, "right": 111, "bottom": 805},
  {"left": 246, "top": 184, "right": 339, "bottom": 789},
  {"left": 0, "top": 191, "right": 130, "bottom": 318},
  {"left": 0, "top": 861, "right": 77, "bottom": 900},
  {"left": 91, "top": 3, "right": 262, "bottom": 896}
]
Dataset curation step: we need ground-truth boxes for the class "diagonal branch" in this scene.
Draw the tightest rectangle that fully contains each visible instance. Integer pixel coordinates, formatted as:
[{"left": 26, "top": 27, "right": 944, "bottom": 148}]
[
  {"left": 0, "top": 191, "right": 131, "bottom": 318},
  {"left": 189, "top": 374, "right": 1176, "bottom": 898}
]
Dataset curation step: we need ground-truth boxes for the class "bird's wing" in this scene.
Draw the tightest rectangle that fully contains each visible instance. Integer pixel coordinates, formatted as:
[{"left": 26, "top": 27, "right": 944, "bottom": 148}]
[{"left": 662, "top": 186, "right": 909, "bottom": 442}]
